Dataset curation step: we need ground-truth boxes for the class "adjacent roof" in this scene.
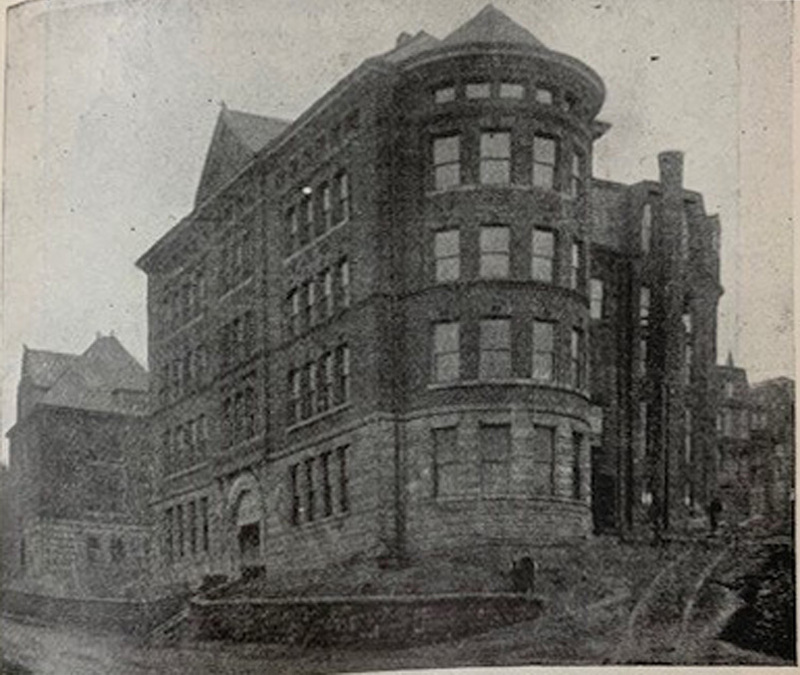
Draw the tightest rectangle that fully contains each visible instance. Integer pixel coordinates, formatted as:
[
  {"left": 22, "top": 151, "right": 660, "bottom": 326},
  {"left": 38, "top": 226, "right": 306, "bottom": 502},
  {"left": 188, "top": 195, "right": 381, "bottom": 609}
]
[
  {"left": 439, "top": 4, "right": 547, "bottom": 50},
  {"left": 21, "top": 335, "right": 149, "bottom": 417},
  {"left": 194, "top": 104, "right": 291, "bottom": 206}
]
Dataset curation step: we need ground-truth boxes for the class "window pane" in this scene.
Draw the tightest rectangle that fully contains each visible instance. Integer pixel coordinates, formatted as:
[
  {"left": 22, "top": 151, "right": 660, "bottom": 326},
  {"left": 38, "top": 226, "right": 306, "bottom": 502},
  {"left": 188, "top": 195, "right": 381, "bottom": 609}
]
[
  {"left": 481, "top": 319, "right": 510, "bottom": 348},
  {"left": 534, "top": 136, "right": 557, "bottom": 164},
  {"left": 533, "top": 353, "right": 553, "bottom": 380},
  {"left": 480, "top": 352, "right": 511, "bottom": 379},
  {"left": 590, "top": 278, "right": 604, "bottom": 319},
  {"left": 482, "top": 462, "right": 508, "bottom": 495},
  {"left": 466, "top": 82, "right": 491, "bottom": 98},
  {"left": 532, "top": 258, "right": 553, "bottom": 282},
  {"left": 433, "top": 426, "right": 458, "bottom": 463},
  {"left": 481, "top": 132, "right": 510, "bottom": 158},
  {"left": 436, "top": 353, "right": 460, "bottom": 382},
  {"left": 535, "top": 88, "right": 553, "bottom": 104},
  {"left": 480, "top": 160, "right": 510, "bottom": 184},
  {"left": 435, "top": 322, "right": 459, "bottom": 351},
  {"left": 435, "top": 230, "right": 459, "bottom": 256},
  {"left": 433, "top": 136, "right": 460, "bottom": 164},
  {"left": 435, "top": 86, "right": 455, "bottom": 103},
  {"left": 439, "top": 463, "right": 472, "bottom": 496},
  {"left": 480, "top": 254, "right": 508, "bottom": 278},
  {"left": 435, "top": 164, "right": 460, "bottom": 190},
  {"left": 499, "top": 82, "right": 524, "bottom": 99},
  {"left": 533, "top": 164, "right": 555, "bottom": 188},
  {"left": 532, "top": 229, "right": 555, "bottom": 256},
  {"left": 436, "top": 258, "right": 460, "bottom": 282},
  {"left": 533, "top": 321, "right": 554, "bottom": 351},
  {"left": 480, "top": 226, "right": 509, "bottom": 253}
]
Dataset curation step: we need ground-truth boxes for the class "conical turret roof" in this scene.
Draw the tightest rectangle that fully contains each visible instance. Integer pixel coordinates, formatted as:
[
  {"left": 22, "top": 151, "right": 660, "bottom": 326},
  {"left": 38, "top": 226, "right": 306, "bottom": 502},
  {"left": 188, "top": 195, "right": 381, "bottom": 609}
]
[{"left": 440, "top": 5, "right": 547, "bottom": 50}]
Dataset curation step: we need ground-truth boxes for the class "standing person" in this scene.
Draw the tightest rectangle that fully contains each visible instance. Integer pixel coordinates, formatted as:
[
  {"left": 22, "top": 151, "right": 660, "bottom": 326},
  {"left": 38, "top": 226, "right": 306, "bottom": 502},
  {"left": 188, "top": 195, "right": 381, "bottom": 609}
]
[{"left": 709, "top": 495, "right": 723, "bottom": 536}]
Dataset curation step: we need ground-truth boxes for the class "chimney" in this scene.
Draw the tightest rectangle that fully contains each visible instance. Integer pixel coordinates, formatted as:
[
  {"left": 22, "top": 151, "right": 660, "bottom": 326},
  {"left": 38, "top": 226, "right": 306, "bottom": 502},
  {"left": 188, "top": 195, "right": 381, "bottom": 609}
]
[
  {"left": 396, "top": 31, "right": 413, "bottom": 48},
  {"left": 658, "top": 151, "right": 684, "bottom": 193}
]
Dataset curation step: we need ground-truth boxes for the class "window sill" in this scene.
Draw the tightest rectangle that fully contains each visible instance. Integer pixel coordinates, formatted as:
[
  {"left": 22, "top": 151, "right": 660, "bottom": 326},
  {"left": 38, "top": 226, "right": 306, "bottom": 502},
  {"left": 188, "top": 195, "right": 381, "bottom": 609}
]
[
  {"left": 287, "top": 402, "right": 352, "bottom": 432},
  {"left": 284, "top": 219, "right": 349, "bottom": 264}
]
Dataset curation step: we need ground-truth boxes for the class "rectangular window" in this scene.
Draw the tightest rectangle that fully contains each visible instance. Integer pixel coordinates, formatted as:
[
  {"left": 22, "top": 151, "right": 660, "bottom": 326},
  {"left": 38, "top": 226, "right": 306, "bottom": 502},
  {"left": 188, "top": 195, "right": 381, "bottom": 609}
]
[
  {"left": 572, "top": 432, "right": 582, "bottom": 500},
  {"left": 288, "top": 369, "right": 301, "bottom": 426},
  {"left": 200, "top": 497, "right": 209, "bottom": 552},
  {"left": 479, "top": 225, "right": 510, "bottom": 278},
  {"left": 335, "top": 344, "right": 351, "bottom": 404},
  {"left": 164, "top": 508, "right": 174, "bottom": 562},
  {"left": 499, "top": 82, "right": 524, "bottom": 99},
  {"left": 480, "top": 318, "right": 512, "bottom": 380},
  {"left": 532, "top": 320, "right": 555, "bottom": 381},
  {"left": 435, "top": 86, "right": 455, "bottom": 103},
  {"left": 305, "top": 280, "right": 316, "bottom": 327},
  {"left": 533, "top": 135, "right": 557, "bottom": 188},
  {"left": 466, "top": 82, "right": 491, "bottom": 99},
  {"left": 531, "top": 228, "right": 555, "bottom": 282},
  {"left": 433, "top": 135, "right": 461, "bottom": 190},
  {"left": 433, "top": 322, "right": 460, "bottom": 382},
  {"left": 535, "top": 425, "right": 556, "bottom": 494},
  {"left": 87, "top": 535, "right": 101, "bottom": 564},
  {"left": 321, "top": 183, "right": 332, "bottom": 232},
  {"left": 289, "top": 289, "right": 300, "bottom": 336},
  {"left": 432, "top": 426, "right": 461, "bottom": 497},
  {"left": 535, "top": 87, "right": 553, "bottom": 104},
  {"left": 640, "top": 286, "right": 651, "bottom": 324},
  {"left": 590, "top": 278, "right": 604, "bottom": 319},
  {"left": 308, "top": 362, "right": 318, "bottom": 416},
  {"left": 300, "top": 195, "right": 312, "bottom": 246},
  {"left": 684, "top": 410, "right": 693, "bottom": 465},
  {"left": 290, "top": 465, "right": 300, "bottom": 525},
  {"left": 305, "top": 458, "right": 315, "bottom": 522},
  {"left": 480, "top": 424, "right": 511, "bottom": 496},
  {"left": 480, "top": 131, "right": 511, "bottom": 184},
  {"left": 570, "top": 150, "right": 584, "bottom": 197},
  {"left": 640, "top": 335, "right": 648, "bottom": 377},
  {"left": 434, "top": 230, "right": 460, "bottom": 282},
  {"left": 319, "top": 352, "right": 334, "bottom": 412},
  {"left": 338, "top": 446, "right": 349, "bottom": 512},
  {"left": 641, "top": 204, "right": 652, "bottom": 253},
  {"left": 338, "top": 259, "right": 350, "bottom": 308},
  {"left": 322, "top": 269, "right": 334, "bottom": 318},
  {"left": 337, "top": 172, "right": 350, "bottom": 223},
  {"left": 571, "top": 328, "right": 585, "bottom": 389},
  {"left": 321, "top": 452, "right": 333, "bottom": 517},
  {"left": 176, "top": 504, "right": 184, "bottom": 558},
  {"left": 570, "top": 240, "right": 584, "bottom": 291},
  {"left": 188, "top": 501, "right": 197, "bottom": 555}
]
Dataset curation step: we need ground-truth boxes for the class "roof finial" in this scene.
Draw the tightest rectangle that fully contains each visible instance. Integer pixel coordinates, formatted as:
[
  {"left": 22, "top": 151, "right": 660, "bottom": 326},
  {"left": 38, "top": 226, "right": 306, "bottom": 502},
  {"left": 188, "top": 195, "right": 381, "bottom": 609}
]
[{"left": 726, "top": 350, "right": 734, "bottom": 367}]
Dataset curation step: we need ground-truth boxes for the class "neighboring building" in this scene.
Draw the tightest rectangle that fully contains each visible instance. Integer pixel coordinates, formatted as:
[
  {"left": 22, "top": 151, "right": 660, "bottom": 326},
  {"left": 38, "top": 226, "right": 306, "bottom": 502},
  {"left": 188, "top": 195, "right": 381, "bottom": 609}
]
[
  {"left": 5, "top": 334, "right": 152, "bottom": 597},
  {"left": 136, "top": 5, "right": 722, "bottom": 586}
]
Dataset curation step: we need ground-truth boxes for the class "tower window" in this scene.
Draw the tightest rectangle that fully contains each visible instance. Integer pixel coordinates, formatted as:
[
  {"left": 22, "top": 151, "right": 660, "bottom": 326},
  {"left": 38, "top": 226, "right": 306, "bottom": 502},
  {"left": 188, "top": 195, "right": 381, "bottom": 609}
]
[
  {"left": 590, "top": 278, "right": 604, "bottom": 319},
  {"left": 532, "top": 320, "right": 555, "bottom": 381},
  {"left": 432, "top": 135, "right": 461, "bottom": 190},
  {"left": 535, "top": 87, "right": 554, "bottom": 104},
  {"left": 532, "top": 228, "right": 556, "bottom": 282},
  {"left": 499, "top": 82, "right": 524, "bottom": 99},
  {"left": 434, "top": 230, "right": 460, "bottom": 282},
  {"left": 479, "top": 318, "right": 512, "bottom": 380},
  {"left": 533, "top": 135, "right": 557, "bottom": 189},
  {"left": 434, "top": 86, "right": 455, "bottom": 104},
  {"left": 433, "top": 322, "right": 460, "bottom": 382},
  {"left": 466, "top": 82, "right": 491, "bottom": 99},
  {"left": 642, "top": 204, "right": 652, "bottom": 253},
  {"left": 479, "top": 225, "right": 510, "bottom": 278},
  {"left": 480, "top": 131, "right": 511, "bottom": 185}
]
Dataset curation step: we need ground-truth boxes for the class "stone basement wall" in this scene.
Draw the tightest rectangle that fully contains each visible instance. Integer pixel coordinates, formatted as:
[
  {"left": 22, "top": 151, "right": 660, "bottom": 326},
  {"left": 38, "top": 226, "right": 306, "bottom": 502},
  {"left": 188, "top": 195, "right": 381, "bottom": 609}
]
[{"left": 189, "top": 592, "right": 543, "bottom": 648}]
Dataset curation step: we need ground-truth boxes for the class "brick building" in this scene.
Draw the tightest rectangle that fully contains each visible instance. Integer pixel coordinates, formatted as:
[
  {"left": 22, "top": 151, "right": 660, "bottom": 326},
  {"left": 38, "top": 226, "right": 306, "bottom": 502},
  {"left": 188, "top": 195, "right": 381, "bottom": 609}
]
[
  {"left": 136, "top": 5, "right": 722, "bottom": 586},
  {"left": 5, "top": 335, "right": 152, "bottom": 597}
]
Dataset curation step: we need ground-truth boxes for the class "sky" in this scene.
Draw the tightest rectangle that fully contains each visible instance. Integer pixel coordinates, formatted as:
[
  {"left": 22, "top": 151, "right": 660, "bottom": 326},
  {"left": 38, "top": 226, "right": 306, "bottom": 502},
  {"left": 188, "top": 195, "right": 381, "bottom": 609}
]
[{"left": 1, "top": 0, "right": 794, "bottom": 462}]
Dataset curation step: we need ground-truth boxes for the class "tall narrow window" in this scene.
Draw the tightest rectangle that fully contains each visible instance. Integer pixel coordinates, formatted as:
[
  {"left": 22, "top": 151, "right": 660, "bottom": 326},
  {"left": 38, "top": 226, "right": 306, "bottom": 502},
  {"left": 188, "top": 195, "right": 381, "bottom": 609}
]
[
  {"left": 200, "top": 496, "right": 209, "bottom": 552},
  {"left": 322, "top": 269, "right": 334, "bottom": 319},
  {"left": 572, "top": 432, "right": 582, "bottom": 500},
  {"left": 299, "top": 195, "right": 312, "bottom": 247},
  {"left": 334, "top": 172, "right": 350, "bottom": 224},
  {"left": 87, "top": 535, "right": 101, "bottom": 564},
  {"left": 335, "top": 345, "right": 351, "bottom": 404},
  {"left": 319, "top": 351, "right": 334, "bottom": 411},
  {"left": 532, "top": 320, "right": 555, "bottom": 381},
  {"left": 176, "top": 504, "right": 184, "bottom": 558},
  {"left": 570, "top": 240, "right": 584, "bottom": 291},
  {"left": 321, "top": 452, "right": 333, "bottom": 517},
  {"left": 288, "top": 369, "right": 301, "bottom": 426},
  {"left": 289, "top": 289, "right": 300, "bottom": 336},
  {"left": 305, "top": 458, "right": 315, "bottom": 522},
  {"left": 590, "top": 278, "right": 604, "bottom": 319},
  {"left": 480, "top": 318, "right": 512, "bottom": 379},
  {"left": 570, "top": 150, "right": 584, "bottom": 197},
  {"left": 640, "top": 286, "right": 651, "bottom": 324},
  {"left": 432, "top": 426, "right": 461, "bottom": 497},
  {"left": 433, "top": 322, "right": 460, "bottom": 382},
  {"left": 532, "top": 228, "right": 555, "bottom": 282},
  {"left": 434, "top": 230, "right": 460, "bottom": 282},
  {"left": 533, "top": 135, "right": 557, "bottom": 188},
  {"left": 432, "top": 135, "right": 461, "bottom": 190},
  {"left": 641, "top": 204, "right": 652, "bottom": 253},
  {"left": 290, "top": 465, "right": 300, "bottom": 525},
  {"left": 338, "top": 446, "right": 349, "bottom": 512},
  {"left": 571, "top": 328, "right": 585, "bottom": 389},
  {"left": 479, "top": 226, "right": 510, "bottom": 278},
  {"left": 188, "top": 501, "right": 197, "bottom": 555},
  {"left": 321, "top": 183, "right": 332, "bottom": 231},
  {"left": 306, "top": 280, "right": 316, "bottom": 327},
  {"left": 535, "top": 425, "right": 556, "bottom": 495},
  {"left": 338, "top": 259, "right": 351, "bottom": 308},
  {"left": 639, "top": 335, "right": 648, "bottom": 377},
  {"left": 165, "top": 508, "right": 174, "bottom": 562},
  {"left": 480, "top": 131, "right": 511, "bottom": 184},
  {"left": 480, "top": 424, "right": 511, "bottom": 496},
  {"left": 307, "top": 362, "right": 318, "bottom": 415}
]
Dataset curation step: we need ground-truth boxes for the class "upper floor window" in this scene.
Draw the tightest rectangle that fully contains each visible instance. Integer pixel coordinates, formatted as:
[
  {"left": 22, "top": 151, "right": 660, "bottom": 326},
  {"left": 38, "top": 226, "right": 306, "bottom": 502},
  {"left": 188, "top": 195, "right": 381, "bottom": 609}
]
[
  {"left": 570, "top": 328, "right": 585, "bottom": 389},
  {"left": 434, "top": 229, "right": 460, "bottom": 282},
  {"left": 479, "top": 318, "right": 511, "bottom": 380},
  {"left": 570, "top": 150, "right": 585, "bottom": 197},
  {"left": 535, "top": 87, "right": 554, "bottom": 104},
  {"left": 322, "top": 268, "right": 334, "bottom": 319},
  {"left": 432, "top": 426, "right": 461, "bottom": 497},
  {"left": 532, "top": 320, "right": 555, "bottom": 381},
  {"left": 335, "top": 172, "right": 350, "bottom": 224},
  {"left": 725, "top": 381, "right": 734, "bottom": 399},
  {"left": 499, "top": 82, "right": 524, "bottom": 99},
  {"left": 640, "top": 286, "right": 651, "bottom": 324},
  {"left": 479, "top": 226, "right": 510, "bottom": 278},
  {"left": 433, "top": 322, "right": 460, "bottom": 382},
  {"left": 434, "top": 86, "right": 455, "bottom": 104},
  {"left": 641, "top": 203, "right": 652, "bottom": 253},
  {"left": 321, "top": 183, "right": 332, "bottom": 232},
  {"left": 532, "top": 135, "right": 557, "bottom": 189},
  {"left": 300, "top": 195, "right": 313, "bottom": 246},
  {"left": 480, "top": 131, "right": 511, "bottom": 185},
  {"left": 337, "top": 259, "right": 351, "bottom": 308},
  {"left": 570, "top": 240, "right": 584, "bottom": 291},
  {"left": 289, "top": 289, "right": 300, "bottom": 336},
  {"left": 590, "top": 278, "right": 604, "bottom": 319},
  {"left": 532, "top": 228, "right": 555, "bottom": 282},
  {"left": 432, "top": 135, "right": 461, "bottom": 190},
  {"left": 466, "top": 82, "right": 491, "bottom": 99},
  {"left": 286, "top": 206, "right": 298, "bottom": 254},
  {"left": 479, "top": 424, "right": 511, "bottom": 496}
]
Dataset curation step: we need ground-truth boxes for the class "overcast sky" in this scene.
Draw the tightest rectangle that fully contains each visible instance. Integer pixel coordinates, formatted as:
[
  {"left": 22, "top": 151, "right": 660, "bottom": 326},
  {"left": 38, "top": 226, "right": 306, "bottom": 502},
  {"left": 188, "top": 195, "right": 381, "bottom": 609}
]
[{"left": 1, "top": 0, "right": 794, "bottom": 461}]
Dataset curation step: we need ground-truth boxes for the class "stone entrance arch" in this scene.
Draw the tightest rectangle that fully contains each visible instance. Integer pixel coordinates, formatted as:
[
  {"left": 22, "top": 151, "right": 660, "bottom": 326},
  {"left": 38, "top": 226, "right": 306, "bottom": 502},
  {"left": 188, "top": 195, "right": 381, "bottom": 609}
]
[{"left": 227, "top": 473, "right": 264, "bottom": 576}]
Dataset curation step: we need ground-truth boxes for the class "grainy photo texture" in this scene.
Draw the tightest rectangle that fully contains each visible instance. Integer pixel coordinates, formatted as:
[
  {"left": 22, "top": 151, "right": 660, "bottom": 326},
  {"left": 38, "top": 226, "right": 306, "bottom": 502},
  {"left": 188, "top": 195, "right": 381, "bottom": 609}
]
[{"left": 0, "top": 1, "right": 794, "bottom": 672}]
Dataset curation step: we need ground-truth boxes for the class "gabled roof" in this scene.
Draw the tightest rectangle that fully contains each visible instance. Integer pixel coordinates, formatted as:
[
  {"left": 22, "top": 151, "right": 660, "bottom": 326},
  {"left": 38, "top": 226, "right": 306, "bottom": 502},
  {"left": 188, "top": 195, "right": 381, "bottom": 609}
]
[
  {"left": 440, "top": 4, "right": 547, "bottom": 51},
  {"left": 22, "top": 348, "right": 78, "bottom": 388},
  {"left": 194, "top": 105, "right": 291, "bottom": 207}
]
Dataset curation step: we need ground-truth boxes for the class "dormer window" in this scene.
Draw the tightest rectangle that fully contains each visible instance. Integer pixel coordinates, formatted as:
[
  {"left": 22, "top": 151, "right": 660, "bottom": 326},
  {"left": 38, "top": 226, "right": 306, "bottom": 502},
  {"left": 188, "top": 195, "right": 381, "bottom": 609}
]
[
  {"left": 435, "top": 86, "right": 456, "bottom": 104},
  {"left": 499, "top": 82, "right": 524, "bottom": 99},
  {"left": 466, "top": 82, "right": 491, "bottom": 99}
]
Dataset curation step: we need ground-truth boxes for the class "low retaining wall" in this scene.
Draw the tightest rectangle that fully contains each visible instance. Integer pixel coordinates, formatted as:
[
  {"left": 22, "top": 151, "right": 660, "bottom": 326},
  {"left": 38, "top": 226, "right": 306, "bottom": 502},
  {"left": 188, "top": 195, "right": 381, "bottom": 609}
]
[
  {"left": 0, "top": 588, "right": 187, "bottom": 637},
  {"left": 190, "top": 592, "right": 543, "bottom": 648}
]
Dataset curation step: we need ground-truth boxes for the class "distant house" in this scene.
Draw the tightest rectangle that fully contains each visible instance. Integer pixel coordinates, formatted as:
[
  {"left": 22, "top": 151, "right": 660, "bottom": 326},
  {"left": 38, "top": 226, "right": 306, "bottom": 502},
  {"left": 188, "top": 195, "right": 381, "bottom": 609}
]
[{"left": 5, "top": 334, "right": 153, "bottom": 597}]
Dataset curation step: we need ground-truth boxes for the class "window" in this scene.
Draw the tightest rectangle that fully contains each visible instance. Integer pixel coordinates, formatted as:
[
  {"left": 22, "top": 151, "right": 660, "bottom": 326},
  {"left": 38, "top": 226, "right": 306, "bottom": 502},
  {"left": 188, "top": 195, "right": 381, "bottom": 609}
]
[
  {"left": 432, "top": 426, "right": 462, "bottom": 497},
  {"left": 435, "top": 86, "right": 455, "bottom": 103},
  {"left": 684, "top": 410, "right": 693, "bottom": 464},
  {"left": 590, "top": 278, "right": 604, "bottom": 319},
  {"left": 188, "top": 501, "right": 197, "bottom": 555},
  {"left": 305, "top": 280, "right": 316, "bottom": 328},
  {"left": 532, "top": 135, "right": 557, "bottom": 188},
  {"left": 570, "top": 240, "right": 584, "bottom": 291},
  {"left": 724, "top": 381, "right": 734, "bottom": 399},
  {"left": 434, "top": 230, "right": 460, "bottom": 282},
  {"left": 87, "top": 535, "right": 101, "bottom": 564},
  {"left": 639, "top": 336, "right": 648, "bottom": 377},
  {"left": 288, "top": 289, "right": 300, "bottom": 336},
  {"left": 640, "top": 286, "right": 651, "bottom": 324},
  {"left": 570, "top": 150, "right": 584, "bottom": 197},
  {"left": 572, "top": 433, "right": 582, "bottom": 500},
  {"left": 532, "top": 320, "right": 555, "bottom": 381},
  {"left": 321, "top": 183, "right": 332, "bottom": 232},
  {"left": 321, "top": 452, "right": 333, "bottom": 517},
  {"left": 200, "top": 496, "right": 209, "bottom": 552},
  {"left": 322, "top": 269, "right": 334, "bottom": 318},
  {"left": 305, "top": 458, "right": 315, "bottom": 522},
  {"left": 338, "top": 446, "right": 349, "bottom": 512},
  {"left": 535, "top": 87, "right": 553, "bottom": 104},
  {"left": 535, "top": 425, "right": 556, "bottom": 494},
  {"left": 288, "top": 369, "right": 301, "bottom": 425},
  {"left": 432, "top": 135, "right": 461, "bottom": 190},
  {"left": 299, "top": 195, "right": 312, "bottom": 246},
  {"left": 499, "top": 82, "right": 524, "bottom": 99},
  {"left": 639, "top": 403, "right": 648, "bottom": 459},
  {"left": 479, "top": 424, "right": 511, "bottom": 496},
  {"left": 335, "top": 344, "right": 351, "bottom": 404},
  {"left": 176, "top": 504, "right": 184, "bottom": 558},
  {"left": 307, "top": 362, "right": 318, "bottom": 416},
  {"left": 570, "top": 328, "right": 585, "bottom": 389},
  {"left": 433, "top": 322, "right": 460, "bottom": 382},
  {"left": 290, "top": 465, "right": 300, "bottom": 525},
  {"left": 337, "top": 259, "right": 350, "bottom": 308},
  {"left": 466, "top": 82, "right": 491, "bottom": 99},
  {"left": 641, "top": 204, "right": 652, "bottom": 253},
  {"left": 319, "top": 352, "right": 334, "bottom": 412},
  {"left": 164, "top": 508, "right": 173, "bottom": 562},
  {"left": 335, "top": 171, "right": 350, "bottom": 224},
  {"left": 480, "top": 318, "right": 512, "bottom": 379},
  {"left": 531, "top": 228, "right": 555, "bottom": 282},
  {"left": 479, "top": 225, "right": 510, "bottom": 278},
  {"left": 480, "top": 131, "right": 511, "bottom": 184}
]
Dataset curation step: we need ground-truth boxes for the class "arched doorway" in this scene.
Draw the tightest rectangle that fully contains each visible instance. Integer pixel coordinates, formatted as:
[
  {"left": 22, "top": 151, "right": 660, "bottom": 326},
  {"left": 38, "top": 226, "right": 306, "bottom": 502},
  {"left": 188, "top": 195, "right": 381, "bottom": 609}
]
[{"left": 234, "top": 489, "right": 261, "bottom": 576}]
